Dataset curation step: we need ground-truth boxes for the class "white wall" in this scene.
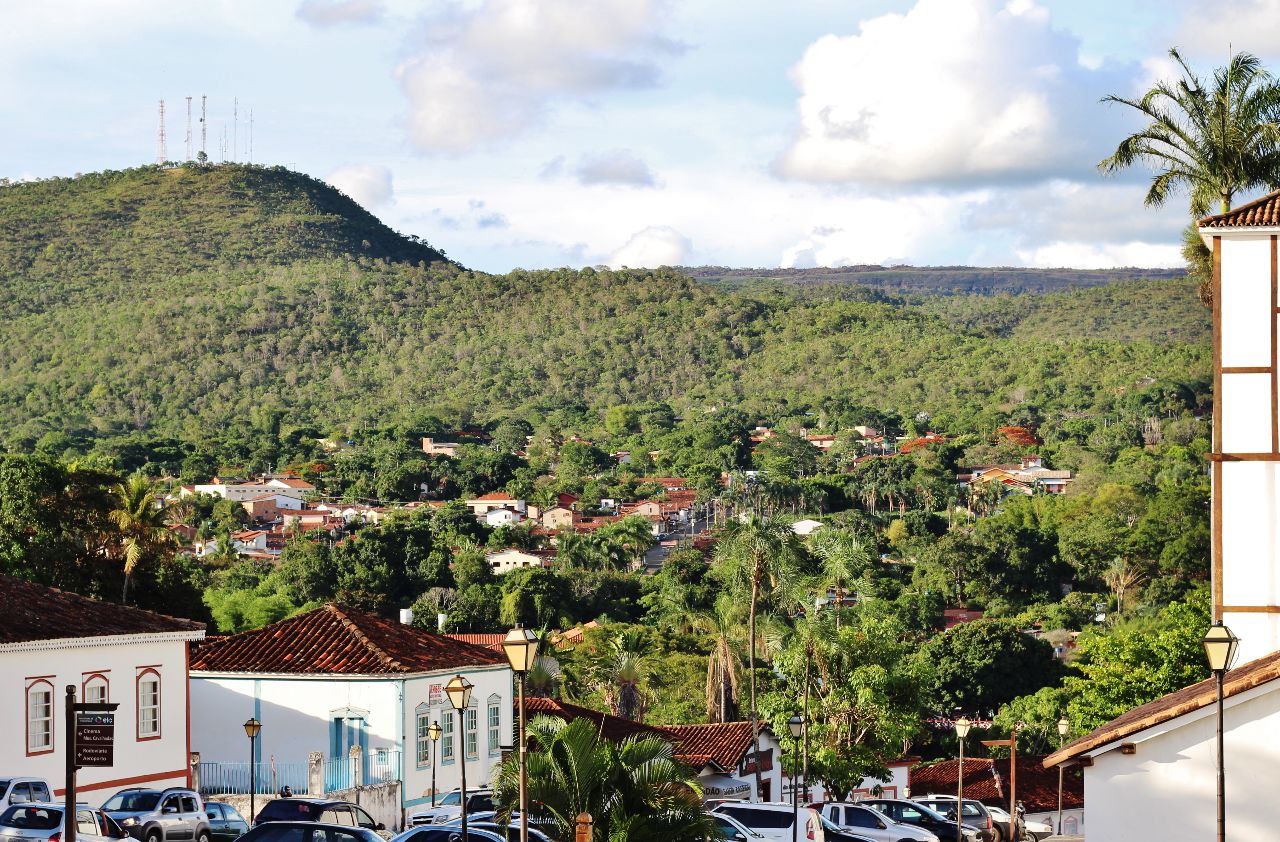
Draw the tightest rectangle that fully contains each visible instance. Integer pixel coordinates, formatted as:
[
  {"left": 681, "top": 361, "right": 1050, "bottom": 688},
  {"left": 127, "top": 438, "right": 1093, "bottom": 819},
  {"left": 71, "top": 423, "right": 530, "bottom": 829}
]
[
  {"left": 1083, "top": 681, "right": 1280, "bottom": 842},
  {"left": 3, "top": 636, "right": 195, "bottom": 805}
]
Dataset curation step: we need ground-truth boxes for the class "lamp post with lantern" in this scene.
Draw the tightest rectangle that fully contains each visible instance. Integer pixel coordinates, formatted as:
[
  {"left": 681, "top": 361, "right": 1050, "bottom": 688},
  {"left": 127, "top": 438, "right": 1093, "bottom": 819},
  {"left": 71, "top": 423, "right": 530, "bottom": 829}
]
[
  {"left": 503, "top": 625, "right": 540, "bottom": 842},
  {"left": 954, "top": 717, "right": 972, "bottom": 842},
  {"left": 445, "top": 675, "right": 474, "bottom": 842},
  {"left": 427, "top": 721, "right": 442, "bottom": 807},
  {"left": 1056, "top": 716, "right": 1069, "bottom": 833},
  {"left": 243, "top": 718, "right": 262, "bottom": 822},
  {"left": 1203, "top": 622, "right": 1240, "bottom": 842},
  {"left": 788, "top": 715, "right": 803, "bottom": 842}
]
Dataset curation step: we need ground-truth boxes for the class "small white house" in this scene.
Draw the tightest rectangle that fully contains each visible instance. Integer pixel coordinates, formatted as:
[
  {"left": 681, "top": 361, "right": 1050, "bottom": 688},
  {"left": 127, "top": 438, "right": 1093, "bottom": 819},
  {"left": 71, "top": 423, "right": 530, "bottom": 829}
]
[
  {"left": 664, "top": 722, "right": 785, "bottom": 803},
  {"left": 190, "top": 604, "right": 513, "bottom": 824},
  {"left": 485, "top": 548, "right": 547, "bottom": 574},
  {"left": 484, "top": 507, "right": 524, "bottom": 528},
  {"left": 465, "top": 493, "right": 527, "bottom": 518},
  {"left": 0, "top": 575, "right": 205, "bottom": 803}
]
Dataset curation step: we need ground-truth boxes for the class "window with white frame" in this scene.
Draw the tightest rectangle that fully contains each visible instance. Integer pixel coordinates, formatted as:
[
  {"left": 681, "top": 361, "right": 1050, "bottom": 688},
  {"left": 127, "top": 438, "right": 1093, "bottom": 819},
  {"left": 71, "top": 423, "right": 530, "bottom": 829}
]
[
  {"left": 487, "top": 695, "right": 501, "bottom": 756},
  {"left": 137, "top": 671, "right": 160, "bottom": 738},
  {"left": 416, "top": 709, "right": 433, "bottom": 766},
  {"left": 465, "top": 704, "right": 478, "bottom": 760},
  {"left": 442, "top": 712, "right": 455, "bottom": 763},
  {"left": 84, "top": 675, "right": 108, "bottom": 704},
  {"left": 27, "top": 681, "right": 53, "bottom": 753}
]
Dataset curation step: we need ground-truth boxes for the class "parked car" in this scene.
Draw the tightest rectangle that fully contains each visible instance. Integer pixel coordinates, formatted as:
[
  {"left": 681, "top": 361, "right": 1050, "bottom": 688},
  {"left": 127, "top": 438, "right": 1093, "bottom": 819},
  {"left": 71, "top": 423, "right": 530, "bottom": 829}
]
[
  {"left": 857, "top": 799, "right": 980, "bottom": 842},
  {"left": 387, "top": 830, "right": 504, "bottom": 842},
  {"left": 810, "top": 802, "right": 938, "bottom": 842},
  {"left": 911, "top": 798, "right": 995, "bottom": 842},
  {"left": 103, "top": 788, "right": 212, "bottom": 842},
  {"left": 235, "top": 821, "right": 382, "bottom": 842},
  {"left": 0, "top": 803, "right": 127, "bottom": 842},
  {"left": 980, "top": 807, "right": 1023, "bottom": 842},
  {"left": 712, "top": 802, "right": 825, "bottom": 842},
  {"left": 709, "top": 811, "right": 766, "bottom": 842},
  {"left": 202, "top": 803, "right": 249, "bottom": 842},
  {"left": 1020, "top": 818, "right": 1052, "bottom": 841},
  {"left": 406, "top": 791, "right": 494, "bottom": 827},
  {"left": 251, "top": 800, "right": 383, "bottom": 835},
  {"left": 0, "top": 780, "right": 52, "bottom": 807}
]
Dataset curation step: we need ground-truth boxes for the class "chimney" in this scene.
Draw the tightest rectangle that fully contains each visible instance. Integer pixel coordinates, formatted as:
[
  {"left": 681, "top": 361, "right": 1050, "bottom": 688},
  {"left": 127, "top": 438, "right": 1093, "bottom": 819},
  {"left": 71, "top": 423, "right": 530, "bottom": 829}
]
[
  {"left": 399, "top": 608, "right": 414, "bottom": 625},
  {"left": 437, "top": 613, "right": 447, "bottom": 632}
]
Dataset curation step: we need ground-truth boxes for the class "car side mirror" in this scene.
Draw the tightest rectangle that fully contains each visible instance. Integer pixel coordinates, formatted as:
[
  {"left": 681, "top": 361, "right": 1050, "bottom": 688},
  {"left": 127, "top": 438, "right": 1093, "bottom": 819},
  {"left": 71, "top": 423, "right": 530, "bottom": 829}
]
[
  {"left": 374, "top": 824, "right": 385, "bottom": 831},
  {"left": 734, "top": 834, "right": 746, "bottom": 841},
  {"left": 163, "top": 807, "right": 178, "bottom": 815},
  {"left": 206, "top": 812, "right": 217, "bottom": 820}
]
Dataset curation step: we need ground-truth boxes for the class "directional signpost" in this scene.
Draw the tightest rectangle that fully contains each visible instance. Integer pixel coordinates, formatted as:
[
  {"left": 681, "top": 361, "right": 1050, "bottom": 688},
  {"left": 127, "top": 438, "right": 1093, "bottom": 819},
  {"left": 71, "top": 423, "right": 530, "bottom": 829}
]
[{"left": 64, "top": 686, "right": 119, "bottom": 842}]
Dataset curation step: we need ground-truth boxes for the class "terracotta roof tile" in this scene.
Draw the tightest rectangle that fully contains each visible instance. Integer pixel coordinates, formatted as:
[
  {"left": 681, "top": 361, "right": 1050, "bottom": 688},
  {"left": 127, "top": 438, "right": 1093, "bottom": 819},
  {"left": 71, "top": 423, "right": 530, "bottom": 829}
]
[
  {"left": 660, "top": 721, "right": 756, "bottom": 769},
  {"left": 1200, "top": 189, "right": 1280, "bottom": 228},
  {"left": 910, "top": 757, "right": 1082, "bottom": 813},
  {"left": 0, "top": 575, "right": 204, "bottom": 644},
  {"left": 471, "top": 491, "right": 518, "bottom": 502},
  {"left": 1045, "top": 648, "right": 1280, "bottom": 768},
  {"left": 524, "top": 697, "right": 668, "bottom": 743},
  {"left": 190, "top": 603, "right": 505, "bottom": 675}
]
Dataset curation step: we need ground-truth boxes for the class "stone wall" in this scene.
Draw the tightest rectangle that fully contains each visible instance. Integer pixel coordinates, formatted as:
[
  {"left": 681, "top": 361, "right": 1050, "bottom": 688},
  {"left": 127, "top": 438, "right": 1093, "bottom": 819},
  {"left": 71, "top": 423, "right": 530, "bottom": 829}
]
[{"left": 206, "top": 781, "right": 403, "bottom": 833}]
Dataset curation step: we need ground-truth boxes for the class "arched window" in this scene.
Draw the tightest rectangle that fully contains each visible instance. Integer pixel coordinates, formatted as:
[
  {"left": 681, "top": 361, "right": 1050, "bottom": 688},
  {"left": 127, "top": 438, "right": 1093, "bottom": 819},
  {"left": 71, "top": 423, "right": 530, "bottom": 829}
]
[
  {"left": 83, "top": 674, "right": 109, "bottom": 704},
  {"left": 26, "top": 679, "right": 54, "bottom": 755},
  {"left": 487, "top": 694, "right": 502, "bottom": 757},
  {"left": 137, "top": 669, "right": 161, "bottom": 740},
  {"left": 464, "top": 700, "right": 479, "bottom": 760}
]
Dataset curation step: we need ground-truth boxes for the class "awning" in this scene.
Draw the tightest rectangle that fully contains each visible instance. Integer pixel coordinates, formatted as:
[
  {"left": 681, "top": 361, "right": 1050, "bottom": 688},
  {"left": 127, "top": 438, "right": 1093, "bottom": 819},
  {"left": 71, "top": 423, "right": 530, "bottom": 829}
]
[{"left": 700, "top": 773, "right": 752, "bottom": 799}]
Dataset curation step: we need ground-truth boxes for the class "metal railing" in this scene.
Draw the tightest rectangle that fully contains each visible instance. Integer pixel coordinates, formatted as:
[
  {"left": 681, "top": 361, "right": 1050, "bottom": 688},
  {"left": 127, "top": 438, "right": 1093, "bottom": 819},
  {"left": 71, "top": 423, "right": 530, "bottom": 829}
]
[{"left": 198, "top": 751, "right": 402, "bottom": 797}]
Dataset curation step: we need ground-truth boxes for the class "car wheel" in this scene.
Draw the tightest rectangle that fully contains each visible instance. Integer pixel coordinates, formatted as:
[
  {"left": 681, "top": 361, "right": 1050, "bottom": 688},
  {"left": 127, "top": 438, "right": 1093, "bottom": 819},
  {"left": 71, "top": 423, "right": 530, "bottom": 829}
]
[
  {"left": 198, "top": 831, "right": 210, "bottom": 842},
  {"left": 145, "top": 831, "right": 162, "bottom": 842}
]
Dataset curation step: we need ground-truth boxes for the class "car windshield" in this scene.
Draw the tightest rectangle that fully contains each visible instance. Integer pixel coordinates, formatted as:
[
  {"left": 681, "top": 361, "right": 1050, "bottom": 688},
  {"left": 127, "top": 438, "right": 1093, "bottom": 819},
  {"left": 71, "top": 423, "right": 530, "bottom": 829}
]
[
  {"left": 897, "top": 802, "right": 952, "bottom": 822},
  {"left": 435, "top": 793, "right": 460, "bottom": 807},
  {"left": 0, "top": 806, "right": 62, "bottom": 830},
  {"left": 104, "top": 793, "right": 161, "bottom": 812}
]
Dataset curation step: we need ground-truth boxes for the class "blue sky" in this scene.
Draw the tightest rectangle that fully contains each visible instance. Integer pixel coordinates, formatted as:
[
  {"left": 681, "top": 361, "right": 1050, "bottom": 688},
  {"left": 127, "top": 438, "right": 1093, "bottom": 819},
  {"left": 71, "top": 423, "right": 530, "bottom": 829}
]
[{"left": 3, "top": 0, "right": 1279, "bottom": 272}]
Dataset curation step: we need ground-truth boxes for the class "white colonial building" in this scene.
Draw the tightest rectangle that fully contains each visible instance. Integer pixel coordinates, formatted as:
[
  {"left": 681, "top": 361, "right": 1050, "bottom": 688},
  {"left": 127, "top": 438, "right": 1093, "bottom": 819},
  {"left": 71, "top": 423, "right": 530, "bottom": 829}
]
[
  {"left": 189, "top": 604, "right": 513, "bottom": 824},
  {"left": 0, "top": 575, "right": 205, "bottom": 803},
  {"left": 1045, "top": 190, "right": 1280, "bottom": 839}
]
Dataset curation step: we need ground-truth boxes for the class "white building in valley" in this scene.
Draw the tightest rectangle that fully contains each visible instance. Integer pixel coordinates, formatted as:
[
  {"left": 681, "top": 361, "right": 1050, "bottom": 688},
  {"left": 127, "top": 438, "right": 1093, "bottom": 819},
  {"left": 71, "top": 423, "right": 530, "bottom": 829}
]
[
  {"left": 1045, "top": 190, "right": 1280, "bottom": 840},
  {"left": 0, "top": 575, "right": 205, "bottom": 802},
  {"left": 189, "top": 604, "right": 513, "bottom": 825}
]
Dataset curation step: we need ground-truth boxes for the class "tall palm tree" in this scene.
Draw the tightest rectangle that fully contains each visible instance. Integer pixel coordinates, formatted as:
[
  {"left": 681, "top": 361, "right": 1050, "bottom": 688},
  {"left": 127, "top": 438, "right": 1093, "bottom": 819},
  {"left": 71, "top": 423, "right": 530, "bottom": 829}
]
[
  {"left": 491, "top": 716, "right": 712, "bottom": 842},
  {"left": 589, "top": 629, "right": 653, "bottom": 721},
  {"left": 809, "top": 529, "right": 873, "bottom": 628},
  {"left": 109, "top": 473, "right": 177, "bottom": 603},
  {"left": 659, "top": 593, "right": 746, "bottom": 723},
  {"left": 713, "top": 515, "right": 804, "bottom": 798}
]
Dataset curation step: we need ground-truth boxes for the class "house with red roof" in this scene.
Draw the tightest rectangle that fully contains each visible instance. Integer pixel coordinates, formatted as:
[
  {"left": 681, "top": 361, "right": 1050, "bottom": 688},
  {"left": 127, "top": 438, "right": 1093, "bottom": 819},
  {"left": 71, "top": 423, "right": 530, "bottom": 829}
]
[
  {"left": 911, "top": 756, "right": 1083, "bottom": 836},
  {"left": 464, "top": 492, "right": 527, "bottom": 518},
  {"left": 661, "top": 722, "right": 784, "bottom": 802},
  {"left": 189, "top": 604, "right": 512, "bottom": 827},
  {"left": 0, "top": 575, "right": 205, "bottom": 800}
]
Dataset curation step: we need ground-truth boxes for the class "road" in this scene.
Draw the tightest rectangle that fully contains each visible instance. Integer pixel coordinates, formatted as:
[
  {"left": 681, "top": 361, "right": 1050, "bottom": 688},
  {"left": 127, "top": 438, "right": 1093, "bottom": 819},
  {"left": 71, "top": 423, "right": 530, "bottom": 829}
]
[{"left": 641, "top": 512, "right": 712, "bottom": 572}]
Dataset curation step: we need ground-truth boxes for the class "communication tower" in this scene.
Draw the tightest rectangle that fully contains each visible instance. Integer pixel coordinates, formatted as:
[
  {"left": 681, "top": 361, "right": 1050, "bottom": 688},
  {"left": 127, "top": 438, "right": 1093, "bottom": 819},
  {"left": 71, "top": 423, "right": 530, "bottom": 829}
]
[
  {"left": 185, "top": 96, "right": 192, "bottom": 160},
  {"left": 156, "top": 99, "right": 167, "bottom": 163}
]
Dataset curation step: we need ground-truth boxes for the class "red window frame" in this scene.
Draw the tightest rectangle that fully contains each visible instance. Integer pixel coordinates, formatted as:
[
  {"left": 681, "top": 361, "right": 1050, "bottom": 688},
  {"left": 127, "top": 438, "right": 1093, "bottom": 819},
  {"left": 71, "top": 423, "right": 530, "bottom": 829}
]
[
  {"left": 25, "top": 677, "right": 55, "bottom": 757},
  {"left": 82, "top": 671, "right": 110, "bottom": 703},
  {"left": 136, "top": 668, "right": 162, "bottom": 741}
]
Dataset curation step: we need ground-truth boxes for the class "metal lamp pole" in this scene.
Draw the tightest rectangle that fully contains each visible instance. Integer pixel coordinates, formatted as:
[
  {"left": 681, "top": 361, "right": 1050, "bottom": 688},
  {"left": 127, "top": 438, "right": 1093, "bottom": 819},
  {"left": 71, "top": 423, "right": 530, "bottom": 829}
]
[
  {"left": 427, "top": 721, "right": 441, "bottom": 807},
  {"left": 1056, "top": 717, "right": 1069, "bottom": 834},
  {"left": 954, "top": 717, "right": 971, "bottom": 842},
  {"left": 787, "top": 715, "right": 803, "bottom": 842},
  {"left": 243, "top": 719, "right": 261, "bottom": 821},
  {"left": 1203, "top": 623, "right": 1240, "bottom": 842},
  {"left": 503, "top": 625, "right": 540, "bottom": 842},
  {"left": 445, "top": 676, "right": 474, "bottom": 842}
]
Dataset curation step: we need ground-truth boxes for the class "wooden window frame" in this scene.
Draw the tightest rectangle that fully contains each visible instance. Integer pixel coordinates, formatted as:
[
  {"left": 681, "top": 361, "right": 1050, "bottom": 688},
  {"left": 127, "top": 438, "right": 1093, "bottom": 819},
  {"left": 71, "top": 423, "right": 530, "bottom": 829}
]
[
  {"left": 136, "top": 668, "right": 162, "bottom": 741},
  {"left": 26, "top": 678, "right": 55, "bottom": 757}
]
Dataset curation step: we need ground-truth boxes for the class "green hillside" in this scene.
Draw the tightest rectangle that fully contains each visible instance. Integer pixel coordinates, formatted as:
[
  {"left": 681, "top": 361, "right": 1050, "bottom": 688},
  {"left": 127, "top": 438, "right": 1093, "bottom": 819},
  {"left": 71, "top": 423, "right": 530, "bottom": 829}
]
[{"left": 0, "top": 165, "right": 1209, "bottom": 448}]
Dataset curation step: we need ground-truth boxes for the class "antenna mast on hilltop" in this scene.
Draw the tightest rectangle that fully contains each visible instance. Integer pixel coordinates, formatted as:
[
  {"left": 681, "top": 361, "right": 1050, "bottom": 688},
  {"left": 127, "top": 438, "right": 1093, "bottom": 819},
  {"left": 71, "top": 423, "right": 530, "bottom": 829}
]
[
  {"left": 249, "top": 108, "right": 254, "bottom": 163},
  {"left": 156, "top": 99, "right": 167, "bottom": 164},
  {"left": 200, "top": 95, "right": 207, "bottom": 159},
  {"left": 233, "top": 97, "right": 238, "bottom": 161},
  {"left": 185, "top": 96, "right": 192, "bottom": 160}
]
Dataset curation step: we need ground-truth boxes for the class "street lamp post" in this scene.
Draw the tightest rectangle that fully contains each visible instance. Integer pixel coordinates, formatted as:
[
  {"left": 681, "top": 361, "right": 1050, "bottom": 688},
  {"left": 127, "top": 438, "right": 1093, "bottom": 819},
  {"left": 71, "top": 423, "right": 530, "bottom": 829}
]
[
  {"left": 445, "top": 676, "right": 475, "bottom": 842},
  {"left": 503, "top": 625, "right": 541, "bottom": 842},
  {"left": 954, "top": 717, "right": 971, "bottom": 842},
  {"left": 788, "top": 715, "right": 803, "bottom": 842},
  {"left": 1056, "top": 716, "right": 1069, "bottom": 834},
  {"left": 1203, "top": 622, "right": 1240, "bottom": 842},
  {"left": 427, "top": 721, "right": 442, "bottom": 807},
  {"left": 243, "top": 718, "right": 262, "bottom": 822}
]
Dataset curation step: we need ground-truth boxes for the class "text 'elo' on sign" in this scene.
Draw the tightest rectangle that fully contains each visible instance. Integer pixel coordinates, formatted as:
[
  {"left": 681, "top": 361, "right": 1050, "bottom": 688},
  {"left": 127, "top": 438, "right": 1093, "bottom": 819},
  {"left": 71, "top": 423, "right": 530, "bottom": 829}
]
[{"left": 75, "top": 712, "right": 114, "bottom": 768}]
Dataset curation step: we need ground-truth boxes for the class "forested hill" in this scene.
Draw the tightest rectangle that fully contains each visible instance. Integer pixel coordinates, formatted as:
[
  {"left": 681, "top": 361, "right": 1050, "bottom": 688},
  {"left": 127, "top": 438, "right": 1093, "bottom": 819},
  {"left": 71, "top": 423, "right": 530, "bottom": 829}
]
[{"left": 0, "top": 165, "right": 1209, "bottom": 448}]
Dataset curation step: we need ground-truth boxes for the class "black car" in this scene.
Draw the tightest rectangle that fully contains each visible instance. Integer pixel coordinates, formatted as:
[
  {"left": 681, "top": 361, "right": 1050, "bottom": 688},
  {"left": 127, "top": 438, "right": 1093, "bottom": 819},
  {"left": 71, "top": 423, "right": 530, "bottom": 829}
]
[
  {"left": 252, "top": 801, "right": 382, "bottom": 833},
  {"left": 859, "top": 799, "right": 981, "bottom": 842},
  {"left": 202, "top": 803, "right": 249, "bottom": 842},
  {"left": 236, "top": 822, "right": 382, "bottom": 842}
]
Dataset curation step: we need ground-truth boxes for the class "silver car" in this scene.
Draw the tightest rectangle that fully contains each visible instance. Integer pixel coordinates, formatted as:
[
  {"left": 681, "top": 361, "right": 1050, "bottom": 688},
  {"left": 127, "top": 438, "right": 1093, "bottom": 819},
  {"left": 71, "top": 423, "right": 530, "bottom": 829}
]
[{"left": 0, "top": 803, "right": 127, "bottom": 842}]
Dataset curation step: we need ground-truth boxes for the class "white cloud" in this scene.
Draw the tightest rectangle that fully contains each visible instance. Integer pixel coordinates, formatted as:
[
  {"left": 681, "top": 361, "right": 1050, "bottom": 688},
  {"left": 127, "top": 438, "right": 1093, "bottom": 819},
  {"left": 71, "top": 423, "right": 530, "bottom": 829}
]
[
  {"left": 573, "top": 148, "right": 658, "bottom": 187},
  {"left": 609, "top": 225, "right": 691, "bottom": 267},
  {"left": 1175, "top": 0, "right": 1280, "bottom": 59},
  {"left": 1016, "top": 241, "right": 1183, "bottom": 269},
  {"left": 776, "top": 0, "right": 1134, "bottom": 185},
  {"left": 326, "top": 164, "right": 394, "bottom": 208},
  {"left": 296, "top": 0, "right": 384, "bottom": 27},
  {"left": 395, "top": 0, "right": 682, "bottom": 153}
]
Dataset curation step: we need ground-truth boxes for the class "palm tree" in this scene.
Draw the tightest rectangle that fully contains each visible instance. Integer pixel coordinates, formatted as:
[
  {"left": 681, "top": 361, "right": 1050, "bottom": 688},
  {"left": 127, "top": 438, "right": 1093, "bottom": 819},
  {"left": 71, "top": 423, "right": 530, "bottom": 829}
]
[
  {"left": 660, "top": 593, "right": 745, "bottom": 723},
  {"left": 491, "top": 716, "right": 712, "bottom": 842},
  {"left": 809, "top": 529, "right": 873, "bottom": 628},
  {"left": 713, "top": 515, "right": 804, "bottom": 798},
  {"left": 588, "top": 629, "right": 653, "bottom": 721},
  {"left": 109, "top": 473, "right": 177, "bottom": 603},
  {"left": 1103, "top": 556, "right": 1148, "bottom": 616}
]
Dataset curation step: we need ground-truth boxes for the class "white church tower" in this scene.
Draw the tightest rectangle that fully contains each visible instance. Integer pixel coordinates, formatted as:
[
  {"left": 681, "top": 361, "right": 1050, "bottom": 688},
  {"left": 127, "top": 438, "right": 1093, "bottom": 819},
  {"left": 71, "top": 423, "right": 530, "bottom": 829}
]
[{"left": 1201, "top": 192, "right": 1280, "bottom": 665}]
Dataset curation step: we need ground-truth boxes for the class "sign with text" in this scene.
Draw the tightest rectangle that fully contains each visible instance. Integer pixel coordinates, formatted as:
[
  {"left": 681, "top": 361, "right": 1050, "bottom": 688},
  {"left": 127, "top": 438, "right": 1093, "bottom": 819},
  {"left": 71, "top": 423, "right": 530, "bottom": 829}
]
[
  {"left": 429, "top": 684, "right": 443, "bottom": 706},
  {"left": 74, "top": 712, "right": 114, "bottom": 767}
]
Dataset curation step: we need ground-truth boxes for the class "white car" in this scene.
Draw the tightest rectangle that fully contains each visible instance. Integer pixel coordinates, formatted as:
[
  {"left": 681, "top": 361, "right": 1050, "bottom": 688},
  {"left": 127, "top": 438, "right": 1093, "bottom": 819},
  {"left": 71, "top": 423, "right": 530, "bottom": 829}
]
[
  {"left": 813, "top": 802, "right": 939, "bottom": 842},
  {"left": 406, "top": 789, "right": 494, "bottom": 826},
  {"left": 983, "top": 806, "right": 1051, "bottom": 842},
  {"left": 713, "top": 802, "right": 826, "bottom": 842}
]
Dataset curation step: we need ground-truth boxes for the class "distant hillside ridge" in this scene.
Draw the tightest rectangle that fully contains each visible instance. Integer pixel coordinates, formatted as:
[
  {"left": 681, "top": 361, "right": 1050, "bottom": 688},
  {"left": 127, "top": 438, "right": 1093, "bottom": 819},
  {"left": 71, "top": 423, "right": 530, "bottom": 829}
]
[
  {"left": 0, "top": 163, "right": 449, "bottom": 316},
  {"left": 686, "top": 264, "right": 1187, "bottom": 295}
]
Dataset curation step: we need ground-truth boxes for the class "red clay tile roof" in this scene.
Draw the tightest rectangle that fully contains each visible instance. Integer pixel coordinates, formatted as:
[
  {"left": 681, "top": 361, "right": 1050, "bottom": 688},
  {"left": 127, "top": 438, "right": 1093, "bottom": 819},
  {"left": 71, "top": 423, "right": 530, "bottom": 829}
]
[
  {"left": 0, "top": 575, "right": 204, "bottom": 644},
  {"left": 660, "top": 721, "right": 756, "bottom": 770},
  {"left": 524, "top": 697, "right": 669, "bottom": 743},
  {"left": 447, "top": 633, "right": 507, "bottom": 652},
  {"left": 190, "top": 603, "right": 505, "bottom": 675},
  {"left": 1044, "top": 648, "right": 1280, "bottom": 768},
  {"left": 1200, "top": 189, "right": 1280, "bottom": 228},
  {"left": 910, "top": 757, "right": 1082, "bottom": 813},
  {"left": 471, "top": 491, "right": 518, "bottom": 501}
]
